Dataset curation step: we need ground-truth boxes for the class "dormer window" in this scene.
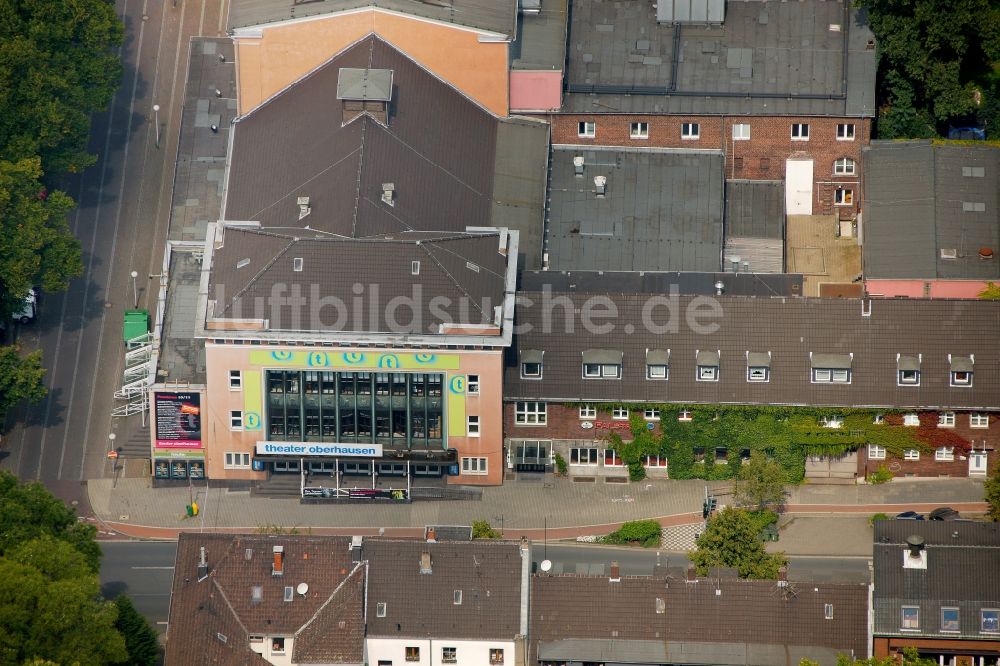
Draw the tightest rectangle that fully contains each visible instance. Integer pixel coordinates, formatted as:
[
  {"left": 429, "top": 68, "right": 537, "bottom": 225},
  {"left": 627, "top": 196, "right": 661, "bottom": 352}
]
[
  {"left": 336, "top": 67, "right": 393, "bottom": 126},
  {"left": 897, "top": 354, "right": 921, "bottom": 386},
  {"left": 519, "top": 350, "right": 543, "bottom": 379},
  {"left": 811, "top": 353, "right": 852, "bottom": 383},
  {"left": 746, "top": 352, "right": 771, "bottom": 382},
  {"left": 646, "top": 349, "right": 670, "bottom": 380},
  {"left": 582, "top": 349, "right": 622, "bottom": 379},
  {"left": 950, "top": 354, "right": 974, "bottom": 386},
  {"left": 696, "top": 350, "right": 720, "bottom": 382}
]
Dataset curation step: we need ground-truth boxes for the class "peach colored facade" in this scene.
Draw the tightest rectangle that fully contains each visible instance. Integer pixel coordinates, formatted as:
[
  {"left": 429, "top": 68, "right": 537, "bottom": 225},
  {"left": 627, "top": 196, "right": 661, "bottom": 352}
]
[
  {"left": 234, "top": 9, "right": 510, "bottom": 116},
  {"left": 199, "top": 342, "right": 505, "bottom": 486},
  {"left": 509, "top": 71, "right": 563, "bottom": 112},
  {"left": 865, "top": 279, "right": 991, "bottom": 299}
]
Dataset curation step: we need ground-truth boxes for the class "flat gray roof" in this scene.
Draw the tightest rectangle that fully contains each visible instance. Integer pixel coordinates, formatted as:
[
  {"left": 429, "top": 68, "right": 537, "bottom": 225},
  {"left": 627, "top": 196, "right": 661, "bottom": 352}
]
[
  {"left": 863, "top": 140, "right": 1000, "bottom": 280},
  {"left": 510, "top": 0, "right": 568, "bottom": 71},
  {"left": 545, "top": 146, "right": 724, "bottom": 272},
  {"left": 563, "top": 0, "right": 876, "bottom": 117}
]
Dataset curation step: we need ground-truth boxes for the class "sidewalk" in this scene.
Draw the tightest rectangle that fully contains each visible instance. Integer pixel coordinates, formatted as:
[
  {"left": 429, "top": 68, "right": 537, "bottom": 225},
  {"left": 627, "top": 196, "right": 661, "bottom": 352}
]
[{"left": 87, "top": 475, "right": 987, "bottom": 541}]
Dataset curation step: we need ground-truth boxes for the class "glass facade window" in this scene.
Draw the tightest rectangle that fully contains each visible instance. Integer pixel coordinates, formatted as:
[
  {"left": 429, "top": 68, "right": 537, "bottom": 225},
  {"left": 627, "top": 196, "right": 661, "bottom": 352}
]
[{"left": 265, "top": 370, "right": 445, "bottom": 449}]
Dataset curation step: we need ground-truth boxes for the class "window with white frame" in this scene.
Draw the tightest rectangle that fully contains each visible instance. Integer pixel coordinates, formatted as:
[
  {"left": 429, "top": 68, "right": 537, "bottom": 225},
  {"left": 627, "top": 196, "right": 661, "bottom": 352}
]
[
  {"left": 644, "top": 408, "right": 660, "bottom": 421},
  {"left": 570, "top": 447, "right": 598, "bottom": 465},
  {"left": 791, "top": 123, "right": 810, "bottom": 140},
  {"left": 520, "top": 362, "right": 542, "bottom": 379},
  {"left": 224, "top": 452, "right": 251, "bottom": 469},
  {"left": 583, "top": 363, "right": 620, "bottom": 379},
  {"left": 405, "top": 646, "right": 420, "bottom": 662},
  {"left": 612, "top": 407, "right": 629, "bottom": 420},
  {"left": 834, "top": 188, "right": 854, "bottom": 205},
  {"left": 982, "top": 609, "right": 1000, "bottom": 633},
  {"left": 898, "top": 369, "right": 920, "bottom": 385},
  {"left": 901, "top": 606, "right": 920, "bottom": 630},
  {"left": 579, "top": 405, "right": 597, "bottom": 420},
  {"left": 229, "top": 370, "right": 242, "bottom": 390},
  {"left": 935, "top": 447, "right": 955, "bottom": 461},
  {"left": 578, "top": 121, "right": 595, "bottom": 138},
  {"left": 938, "top": 411, "right": 955, "bottom": 427},
  {"left": 821, "top": 416, "right": 844, "bottom": 429},
  {"left": 812, "top": 368, "right": 851, "bottom": 383},
  {"left": 272, "top": 637, "right": 287, "bottom": 654},
  {"left": 825, "top": 603, "right": 834, "bottom": 620},
  {"left": 903, "top": 413, "right": 920, "bottom": 426},
  {"left": 697, "top": 365, "right": 719, "bottom": 382},
  {"left": 645, "top": 455, "right": 668, "bottom": 467},
  {"left": 747, "top": 366, "right": 769, "bottom": 382},
  {"left": 604, "top": 450, "right": 624, "bottom": 467},
  {"left": 732, "top": 123, "right": 750, "bottom": 140},
  {"left": 904, "top": 449, "right": 920, "bottom": 461},
  {"left": 515, "top": 401, "right": 546, "bottom": 425},
  {"left": 834, "top": 157, "right": 856, "bottom": 175},
  {"left": 868, "top": 444, "right": 886, "bottom": 460},
  {"left": 940, "top": 607, "right": 960, "bottom": 633},
  {"left": 467, "top": 415, "right": 480, "bottom": 437},
  {"left": 681, "top": 122, "right": 700, "bottom": 139},
  {"left": 951, "top": 370, "right": 973, "bottom": 386},
  {"left": 442, "top": 647, "right": 457, "bottom": 664},
  {"left": 467, "top": 374, "right": 480, "bottom": 395},
  {"left": 971, "top": 413, "right": 990, "bottom": 428},
  {"left": 837, "top": 123, "right": 856, "bottom": 140},
  {"left": 647, "top": 364, "right": 668, "bottom": 380},
  {"left": 630, "top": 122, "right": 649, "bottom": 139},
  {"left": 461, "top": 457, "right": 487, "bottom": 475},
  {"left": 230, "top": 410, "right": 243, "bottom": 430},
  {"left": 376, "top": 602, "right": 387, "bottom": 617},
  {"left": 873, "top": 414, "right": 885, "bottom": 424},
  {"left": 678, "top": 410, "right": 693, "bottom": 422}
]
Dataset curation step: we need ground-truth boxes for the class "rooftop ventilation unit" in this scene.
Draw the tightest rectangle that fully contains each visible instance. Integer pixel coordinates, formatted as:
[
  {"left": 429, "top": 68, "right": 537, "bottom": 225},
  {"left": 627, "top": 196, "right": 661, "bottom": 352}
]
[
  {"left": 521, "top": 0, "right": 541, "bottom": 15},
  {"left": 297, "top": 196, "right": 311, "bottom": 220},
  {"left": 573, "top": 155, "right": 585, "bottom": 176},
  {"left": 382, "top": 183, "right": 395, "bottom": 207},
  {"left": 657, "top": 0, "right": 725, "bottom": 25},
  {"left": 594, "top": 175, "right": 607, "bottom": 197}
]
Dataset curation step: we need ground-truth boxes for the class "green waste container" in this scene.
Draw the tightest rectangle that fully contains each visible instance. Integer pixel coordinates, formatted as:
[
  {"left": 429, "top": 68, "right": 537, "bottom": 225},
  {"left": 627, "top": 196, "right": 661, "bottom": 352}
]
[{"left": 123, "top": 309, "right": 149, "bottom": 343}]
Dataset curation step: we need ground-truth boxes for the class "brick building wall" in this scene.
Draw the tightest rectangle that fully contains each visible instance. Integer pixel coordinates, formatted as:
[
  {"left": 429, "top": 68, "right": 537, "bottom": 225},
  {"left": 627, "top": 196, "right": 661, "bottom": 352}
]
[
  {"left": 548, "top": 114, "right": 872, "bottom": 216},
  {"left": 874, "top": 637, "right": 1000, "bottom": 661}
]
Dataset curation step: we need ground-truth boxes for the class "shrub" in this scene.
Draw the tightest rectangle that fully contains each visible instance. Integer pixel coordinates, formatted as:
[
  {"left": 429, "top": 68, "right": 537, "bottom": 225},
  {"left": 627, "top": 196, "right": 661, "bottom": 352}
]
[
  {"left": 867, "top": 464, "right": 894, "bottom": 485},
  {"left": 869, "top": 512, "right": 889, "bottom": 527},
  {"left": 471, "top": 520, "right": 501, "bottom": 539},
  {"left": 601, "top": 519, "right": 662, "bottom": 547},
  {"left": 554, "top": 452, "right": 568, "bottom": 476}
]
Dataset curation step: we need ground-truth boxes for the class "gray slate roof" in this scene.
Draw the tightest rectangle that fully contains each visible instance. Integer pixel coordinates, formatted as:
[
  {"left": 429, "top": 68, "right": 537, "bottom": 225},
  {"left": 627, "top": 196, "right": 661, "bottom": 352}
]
[
  {"left": 519, "top": 270, "right": 803, "bottom": 298},
  {"left": 863, "top": 141, "right": 1000, "bottom": 280},
  {"left": 228, "top": 0, "right": 517, "bottom": 37},
  {"left": 563, "top": 0, "right": 876, "bottom": 116},
  {"left": 873, "top": 521, "right": 1000, "bottom": 640},
  {"left": 363, "top": 539, "right": 523, "bottom": 639},
  {"left": 504, "top": 293, "right": 1000, "bottom": 410},
  {"left": 546, "top": 146, "right": 724, "bottom": 272}
]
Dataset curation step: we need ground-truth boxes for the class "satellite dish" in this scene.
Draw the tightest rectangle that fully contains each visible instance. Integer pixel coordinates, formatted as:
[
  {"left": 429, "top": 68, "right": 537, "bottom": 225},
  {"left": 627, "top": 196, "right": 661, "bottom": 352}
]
[
  {"left": 296, "top": 582, "right": 309, "bottom": 596},
  {"left": 540, "top": 559, "right": 552, "bottom": 573}
]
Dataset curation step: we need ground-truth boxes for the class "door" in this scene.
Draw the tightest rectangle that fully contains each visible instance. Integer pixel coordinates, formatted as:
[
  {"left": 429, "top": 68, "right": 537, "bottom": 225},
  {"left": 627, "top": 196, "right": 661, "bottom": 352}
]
[
  {"left": 969, "top": 451, "right": 988, "bottom": 476},
  {"left": 785, "top": 159, "right": 814, "bottom": 215}
]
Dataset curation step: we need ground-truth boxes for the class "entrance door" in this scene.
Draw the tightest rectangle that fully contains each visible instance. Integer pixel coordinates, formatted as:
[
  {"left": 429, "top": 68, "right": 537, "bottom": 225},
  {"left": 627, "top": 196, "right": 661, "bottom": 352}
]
[
  {"left": 969, "top": 451, "right": 988, "bottom": 476},
  {"left": 785, "top": 159, "right": 814, "bottom": 214},
  {"left": 273, "top": 460, "right": 300, "bottom": 473}
]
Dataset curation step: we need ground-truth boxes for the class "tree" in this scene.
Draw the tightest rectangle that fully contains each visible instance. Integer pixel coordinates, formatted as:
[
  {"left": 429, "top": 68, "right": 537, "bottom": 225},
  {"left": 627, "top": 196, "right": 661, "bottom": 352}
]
[
  {"left": 688, "top": 507, "right": 787, "bottom": 579},
  {"left": 471, "top": 520, "right": 501, "bottom": 539},
  {"left": 985, "top": 460, "right": 1000, "bottom": 522},
  {"left": 734, "top": 450, "right": 786, "bottom": 511},
  {"left": 978, "top": 282, "right": 1000, "bottom": 300},
  {"left": 0, "top": 346, "right": 47, "bottom": 414},
  {"left": 801, "top": 647, "right": 936, "bottom": 665},
  {"left": 114, "top": 595, "right": 160, "bottom": 666}
]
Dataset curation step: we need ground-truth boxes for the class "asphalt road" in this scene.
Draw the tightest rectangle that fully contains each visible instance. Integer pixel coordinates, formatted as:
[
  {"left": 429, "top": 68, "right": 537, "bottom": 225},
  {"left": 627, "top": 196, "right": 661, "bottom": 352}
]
[
  {"left": 531, "top": 543, "right": 871, "bottom": 584},
  {"left": 0, "top": 0, "right": 229, "bottom": 507},
  {"left": 101, "top": 540, "right": 178, "bottom": 633}
]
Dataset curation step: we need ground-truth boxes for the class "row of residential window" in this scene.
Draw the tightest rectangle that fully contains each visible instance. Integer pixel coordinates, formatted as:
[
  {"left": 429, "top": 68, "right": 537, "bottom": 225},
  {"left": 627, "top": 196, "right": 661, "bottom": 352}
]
[
  {"left": 520, "top": 352, "right": 975, "bottom": 386},
  {"left": 900, "top": 606, "right": 998, "bottom": 634},
  {"left": 569, "top": 447, "right": 731, "bottom": 467},
  {"left": 515, "top": 402, "right": 991, "bottom": 429},
  {"left": 228, "top": 370, "right": 482, "bottom": 395},
  {"left": 869, "top": 445, "right": 958, "bottom": 462},
  {"left": 577, "top": 120, "right": 856, "bottom": 142},
  {"left": 373, "top": 645, "right": 505, "bottom": 664}
]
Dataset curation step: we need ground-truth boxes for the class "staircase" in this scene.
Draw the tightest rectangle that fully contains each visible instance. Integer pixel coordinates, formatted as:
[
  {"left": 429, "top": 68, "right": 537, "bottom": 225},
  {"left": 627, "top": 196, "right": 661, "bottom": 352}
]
[
  {"left": 119, "top": 421, "right": 152, "bottom": 459},
  {"left": 252, "top": 474, "right": 302, "bottom": 497}
]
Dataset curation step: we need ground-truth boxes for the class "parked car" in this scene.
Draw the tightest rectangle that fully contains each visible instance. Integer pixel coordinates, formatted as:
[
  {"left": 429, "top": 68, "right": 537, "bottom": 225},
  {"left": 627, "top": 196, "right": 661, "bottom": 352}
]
[
  {"left": 895, "top": 511, "right": 924, "bottom": 520},
  {"left": 929, "top": 507, "right": 959, "bottom": 521},
  {"left": 12, "top": 289, "right": 36, "bottom": 324}
]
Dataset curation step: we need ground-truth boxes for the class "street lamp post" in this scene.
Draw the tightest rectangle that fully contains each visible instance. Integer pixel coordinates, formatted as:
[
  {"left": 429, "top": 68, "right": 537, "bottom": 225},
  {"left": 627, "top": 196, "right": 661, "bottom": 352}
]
[
  {"left": 108, "top": 433, "right": 117, "bottom": 478},
  {"left": 152, "top": 104, "right": 160, "bottom": 148},
  {"left": 130, "top": 270, "right": 139, "bottom": 309}
]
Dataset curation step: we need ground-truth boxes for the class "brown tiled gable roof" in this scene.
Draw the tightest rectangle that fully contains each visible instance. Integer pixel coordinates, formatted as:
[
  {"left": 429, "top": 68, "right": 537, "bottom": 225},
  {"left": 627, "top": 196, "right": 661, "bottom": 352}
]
[
  {"left": 165, "top": 534, "right": 364, "bottom": 665},
  {"left": 505, "top": 293, "right": 1000, "bottom": 410},
  {"left": 530, "top": 574, "right": 869, "bottom": 663},
  {"left": 363, "top": 539, "right": 523, "bottom": 639}
]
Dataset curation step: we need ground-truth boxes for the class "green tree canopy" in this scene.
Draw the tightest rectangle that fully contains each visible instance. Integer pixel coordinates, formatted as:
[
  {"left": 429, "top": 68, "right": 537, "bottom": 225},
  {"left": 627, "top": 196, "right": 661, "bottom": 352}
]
[
  {"left": 986, "top": 460, "right": 1000, "bottom": 522},
  {"left": 689, "top": 507, "right": 787, "bottom": 579},
  {"left": 114, "top": 595, "right": 160, "bottom": 666},
  {"left": 0, "top": 346, "right": 47, "bottom": 415},
  {"left": 801, "top": 647, "right": 936, "bottom": 666},
  {"left": 734, "top": 450, "right": 787, "bottom": 511}
]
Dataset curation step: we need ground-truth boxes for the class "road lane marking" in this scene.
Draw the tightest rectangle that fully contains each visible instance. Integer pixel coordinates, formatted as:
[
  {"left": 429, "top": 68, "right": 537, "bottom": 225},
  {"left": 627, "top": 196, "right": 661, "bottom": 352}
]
[{"left": 131, "top": 566, "right": 175, "bottom": 570}]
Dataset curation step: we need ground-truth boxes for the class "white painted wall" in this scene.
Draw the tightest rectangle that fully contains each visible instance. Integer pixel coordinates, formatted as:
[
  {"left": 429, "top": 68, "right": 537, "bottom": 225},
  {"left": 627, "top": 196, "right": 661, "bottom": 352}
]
[
  {"left": 785, "top": 159, "right": 814, "bottom": 215},
  {"left": 366, "top": 637, "right": 514, "bottom": 666},
  {"left": 249, "top": 635, "right": 296, "bottom": 666}
]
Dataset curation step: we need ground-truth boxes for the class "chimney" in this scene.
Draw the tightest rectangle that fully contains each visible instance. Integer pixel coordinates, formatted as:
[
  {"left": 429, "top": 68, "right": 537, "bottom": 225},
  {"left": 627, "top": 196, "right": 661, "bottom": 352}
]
[
  {"left": 419, "top": 551, "right": 433, "bottom": 575},
  {"left": 351, "top": 535, "right": 363, "bottom": 563},
  {"left": 686, "top": 565, "right": 697, "bottom": 583},
  {"left": 903, "top": 535, "right": 927, "bottom": 570},
  {"left": 381, "top": 183, "right": 395, "bottom": 207},
  {"left": 573, "top": 155, "right": 585, "bottom": 176},
  {"left": 198, "top": 546, "right": 209, "bottom": 582},
  {"left": 297, "top": 196, "right": 311, "bottom": 220},
  {"left": 273, "top": 545, "right": 284, "bottom": 577},
  {"left": 777, "top": 567, "right": 788, "bottom": 587},
  {"left": 609, "top": 561, "right": 621, "bottom": 582},
  {"left": 426, "top": 527, "right": 437, "bottom": 543},
  {"left": 594, "top": 175, "right": 607, "bottom": 197}
]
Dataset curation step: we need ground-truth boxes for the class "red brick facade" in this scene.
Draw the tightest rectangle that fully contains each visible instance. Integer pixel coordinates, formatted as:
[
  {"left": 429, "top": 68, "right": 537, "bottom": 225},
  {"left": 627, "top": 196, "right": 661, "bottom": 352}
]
[{"left": 548, "top": 114, "right": 872, "bottom": 216}]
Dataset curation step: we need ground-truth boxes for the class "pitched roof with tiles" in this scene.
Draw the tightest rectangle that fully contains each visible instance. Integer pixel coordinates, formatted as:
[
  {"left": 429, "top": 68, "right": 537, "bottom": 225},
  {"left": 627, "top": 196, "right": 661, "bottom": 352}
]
[
  {"left": 873, "top": 521, "right": 1000, "bottom": 640},
  {"left": 563, "top": 0, "right": 876, "bottom": 117},
  {"left": 228, "top": 0, "right": 517, "bottom": 37},
  {"left": 530, "top": 574, "right": 869, "bottom": 665},
  {"left": 863, "top": 141, "right": 1000, "bottom": 280},
  {"left": 363, "top": 539, "right": 523, "bottom": 639},
  {"left": 504, "top": 293, "right": 1000, "bottom": 410},
  {"left": 165, "top": 534, "right": 364, "bottom": 665}
]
